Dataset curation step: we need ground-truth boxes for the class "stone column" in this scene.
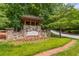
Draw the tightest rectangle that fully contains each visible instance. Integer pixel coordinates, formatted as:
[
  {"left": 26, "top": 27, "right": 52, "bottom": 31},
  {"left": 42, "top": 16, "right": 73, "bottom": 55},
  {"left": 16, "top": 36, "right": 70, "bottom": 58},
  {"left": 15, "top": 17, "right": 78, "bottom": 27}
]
[{"left": 6, "top": 28, "right": 14, "bottom": 40}]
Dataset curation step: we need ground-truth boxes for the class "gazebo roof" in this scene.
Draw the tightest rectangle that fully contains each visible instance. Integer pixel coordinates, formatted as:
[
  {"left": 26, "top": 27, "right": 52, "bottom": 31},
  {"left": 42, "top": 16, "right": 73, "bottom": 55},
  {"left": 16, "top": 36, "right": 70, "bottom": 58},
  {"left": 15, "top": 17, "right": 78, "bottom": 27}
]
[{"left": 21, "top": 15, "right": 41, "bottom": 21}]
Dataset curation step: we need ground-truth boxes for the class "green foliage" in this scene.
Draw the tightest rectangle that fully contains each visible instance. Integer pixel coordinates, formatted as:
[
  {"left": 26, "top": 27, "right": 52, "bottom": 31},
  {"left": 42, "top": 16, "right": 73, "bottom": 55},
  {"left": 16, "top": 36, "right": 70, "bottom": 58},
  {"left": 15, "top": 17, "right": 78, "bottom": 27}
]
[
  {"left": 0, "top": 18, "right": 10, "bottom": 29},
  {"left": 0, "top": 38, "right": 70, "bottom": 56},
  {"left": 0, "top": 4, "right": 10, "bottom": 29},
  {"left": 0, "top": 3, "right": 79, "bottom": 31},
  {"left": 65, "top": 30, "right": 79, "bottom": 34},
  {"left": 48, "top": 5, "right": 79, "bottom": 30},
  {"left": 6, "top": 3, "right": 68, "bottom": 30}
]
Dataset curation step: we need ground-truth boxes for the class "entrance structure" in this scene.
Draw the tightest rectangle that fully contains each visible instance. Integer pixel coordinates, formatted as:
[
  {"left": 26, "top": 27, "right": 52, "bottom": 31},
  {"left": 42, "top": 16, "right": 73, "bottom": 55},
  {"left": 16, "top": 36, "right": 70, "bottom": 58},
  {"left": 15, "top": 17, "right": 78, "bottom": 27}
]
[
  {"left": 21, "top": 15, "right": 47, "bottom": 40},
  {"left": 21, "top": 15, "right": 41, "bottom": 32},
  {"left": 6, "top": 15, "right": 47, "bottom": 40}
]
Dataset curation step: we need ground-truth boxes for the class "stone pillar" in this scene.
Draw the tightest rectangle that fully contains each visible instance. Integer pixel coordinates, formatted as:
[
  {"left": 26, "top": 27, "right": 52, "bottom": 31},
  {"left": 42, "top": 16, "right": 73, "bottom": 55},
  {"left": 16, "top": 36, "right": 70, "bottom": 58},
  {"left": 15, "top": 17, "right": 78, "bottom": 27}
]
[
  {"left": 37, "top": 26, "right": 41, "bottom": 31},
  {"left": 23, "top": 25, "right": 27, "bottom": 38},
  {"left": 6, "top": 28, "right": 14, "bottom": 40}
]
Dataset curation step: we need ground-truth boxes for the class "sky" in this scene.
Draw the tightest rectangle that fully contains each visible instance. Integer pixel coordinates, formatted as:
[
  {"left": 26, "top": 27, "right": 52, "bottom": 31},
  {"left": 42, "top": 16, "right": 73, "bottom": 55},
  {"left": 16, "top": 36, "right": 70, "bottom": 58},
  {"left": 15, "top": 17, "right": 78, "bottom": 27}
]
[{"left": 74, "top": 3, "right": 79, "bottom": 9}]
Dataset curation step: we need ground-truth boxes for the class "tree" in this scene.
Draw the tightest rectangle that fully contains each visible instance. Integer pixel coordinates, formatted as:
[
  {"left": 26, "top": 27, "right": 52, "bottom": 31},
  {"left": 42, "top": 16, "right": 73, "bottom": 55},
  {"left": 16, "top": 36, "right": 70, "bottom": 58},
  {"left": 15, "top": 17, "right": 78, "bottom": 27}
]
[
  {"left": 0, "top": 4, "right": 10, "bottom": 29},
  {"left": 0, "top": 3, "right": 79, "bottom": 33},
  {"left": 6, "top": 3, "right": 65, "bottom": 30}
]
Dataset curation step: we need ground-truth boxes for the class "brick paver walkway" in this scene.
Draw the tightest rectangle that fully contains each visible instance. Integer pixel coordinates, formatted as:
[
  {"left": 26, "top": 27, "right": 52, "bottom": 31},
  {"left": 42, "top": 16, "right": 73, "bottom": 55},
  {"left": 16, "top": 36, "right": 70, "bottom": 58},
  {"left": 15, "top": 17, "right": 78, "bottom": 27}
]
[{"left": 34, "top": 40, "right": 76, "bottom": 56}]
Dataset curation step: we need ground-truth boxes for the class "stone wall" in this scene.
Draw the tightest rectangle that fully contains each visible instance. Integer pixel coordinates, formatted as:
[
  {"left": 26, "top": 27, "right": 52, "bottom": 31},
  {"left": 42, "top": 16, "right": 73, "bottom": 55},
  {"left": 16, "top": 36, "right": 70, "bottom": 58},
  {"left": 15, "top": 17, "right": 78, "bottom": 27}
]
[
  {"left": 6, "top": 26, "right": 48, "bottom": 40},
  {"left": 6, "top": 29, "right": 24, "bottom": 40},
  {"left": 23, "top": 25, "right": 41, "bottom": 31}
]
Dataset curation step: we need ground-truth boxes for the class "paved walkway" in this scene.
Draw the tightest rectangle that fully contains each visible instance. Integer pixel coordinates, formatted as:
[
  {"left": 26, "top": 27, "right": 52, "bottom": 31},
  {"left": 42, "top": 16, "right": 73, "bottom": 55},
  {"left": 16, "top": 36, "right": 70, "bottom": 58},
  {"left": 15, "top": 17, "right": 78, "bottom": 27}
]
[
  {"left": 34, "top": 40, "right": 76, "bottom": 56},
  {"left": 50, "top": 30, "right": 79, "bottom": 39}
]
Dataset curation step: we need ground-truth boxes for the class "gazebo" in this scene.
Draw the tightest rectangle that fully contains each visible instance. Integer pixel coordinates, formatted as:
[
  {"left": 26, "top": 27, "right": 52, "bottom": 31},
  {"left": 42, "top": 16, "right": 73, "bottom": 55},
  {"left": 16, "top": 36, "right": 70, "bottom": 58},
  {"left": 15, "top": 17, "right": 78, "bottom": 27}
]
[
  {"left": 21, "top": 15, "right": 42, "bottom": 32},
  {"left": 21, "top": 15, "right": 47, "bottom": 40}
]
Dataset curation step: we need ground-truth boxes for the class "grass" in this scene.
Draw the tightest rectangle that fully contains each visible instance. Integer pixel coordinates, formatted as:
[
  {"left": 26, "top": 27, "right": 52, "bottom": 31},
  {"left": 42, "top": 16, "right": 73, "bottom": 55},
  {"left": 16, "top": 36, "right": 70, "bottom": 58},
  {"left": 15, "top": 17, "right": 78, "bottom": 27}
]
[
  {"left": 0, "top": 37, "right": 70, "bottom": 56},
  {"left": 55, "top": 40, "right": 79, "bottom": 56}
]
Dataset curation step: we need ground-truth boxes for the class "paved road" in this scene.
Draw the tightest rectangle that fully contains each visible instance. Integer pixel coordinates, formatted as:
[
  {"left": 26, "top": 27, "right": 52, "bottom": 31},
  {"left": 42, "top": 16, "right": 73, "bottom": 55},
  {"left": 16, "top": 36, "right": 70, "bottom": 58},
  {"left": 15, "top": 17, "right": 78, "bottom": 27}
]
[{"left": 50, "top": 30, "right": 79, "bottom": 39}]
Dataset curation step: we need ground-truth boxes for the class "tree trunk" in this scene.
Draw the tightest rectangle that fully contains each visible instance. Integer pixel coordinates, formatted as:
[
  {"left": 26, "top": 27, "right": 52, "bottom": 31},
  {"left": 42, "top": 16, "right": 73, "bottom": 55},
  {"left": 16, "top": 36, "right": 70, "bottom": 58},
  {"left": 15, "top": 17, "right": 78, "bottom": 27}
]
[{"left": 59, "top": 26, "right": 62, "bottom": 38}]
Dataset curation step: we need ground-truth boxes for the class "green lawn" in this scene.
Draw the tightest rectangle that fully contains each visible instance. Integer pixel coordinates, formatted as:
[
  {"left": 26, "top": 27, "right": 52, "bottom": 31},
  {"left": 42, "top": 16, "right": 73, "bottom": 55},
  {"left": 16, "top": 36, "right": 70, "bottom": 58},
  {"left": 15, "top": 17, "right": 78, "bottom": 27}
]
[
  {"left": 55, "top": 40, "right": 79, "bottom": 56},
  {"left": 0, "top": 38, "right": 70, "bottom": 56}
]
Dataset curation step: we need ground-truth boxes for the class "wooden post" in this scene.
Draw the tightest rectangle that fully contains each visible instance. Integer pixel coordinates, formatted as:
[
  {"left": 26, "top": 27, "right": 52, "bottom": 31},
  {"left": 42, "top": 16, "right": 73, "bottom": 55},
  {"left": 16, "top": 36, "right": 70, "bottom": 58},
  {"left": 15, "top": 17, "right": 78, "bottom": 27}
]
[
  {"left": 24, "top": 19, "right": 26, "bottom": 25},
  {"left": 35, "top": 20, "right": 36, "bottom": 26},
  {"left": 30, "top": 19, "right": 31, "bottom": 25}
]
